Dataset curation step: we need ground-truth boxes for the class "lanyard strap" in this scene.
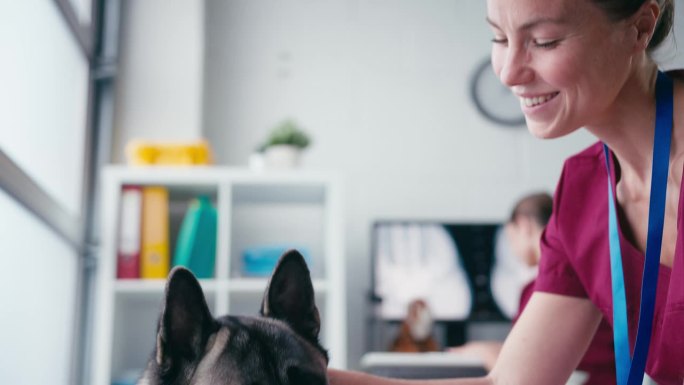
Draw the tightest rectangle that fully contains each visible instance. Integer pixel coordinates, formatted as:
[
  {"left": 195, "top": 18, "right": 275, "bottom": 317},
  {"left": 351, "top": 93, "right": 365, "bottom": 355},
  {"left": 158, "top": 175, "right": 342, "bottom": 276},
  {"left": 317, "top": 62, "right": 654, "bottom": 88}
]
[{"left": 603, "top": 71, "right": 673, "bottom": 385}]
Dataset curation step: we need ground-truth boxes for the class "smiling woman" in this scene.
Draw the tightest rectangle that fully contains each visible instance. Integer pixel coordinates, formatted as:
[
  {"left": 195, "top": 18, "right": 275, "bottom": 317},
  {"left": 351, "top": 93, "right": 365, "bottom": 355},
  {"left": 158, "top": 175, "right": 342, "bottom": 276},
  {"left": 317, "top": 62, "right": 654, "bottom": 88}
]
[{"left": 328, "top": 0, "right": 683, "bottom": 384}]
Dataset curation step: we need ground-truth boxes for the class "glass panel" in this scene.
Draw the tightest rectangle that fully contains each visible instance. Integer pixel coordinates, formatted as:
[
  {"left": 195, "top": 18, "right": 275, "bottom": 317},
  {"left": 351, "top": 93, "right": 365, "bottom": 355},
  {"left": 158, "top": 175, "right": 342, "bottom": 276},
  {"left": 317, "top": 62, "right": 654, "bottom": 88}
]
[
  {"left": 0, "top": 0, "right": 89, "bottom": 217},
  {"left": 0, "top": 189, "right": 78, "bottom": 385}
]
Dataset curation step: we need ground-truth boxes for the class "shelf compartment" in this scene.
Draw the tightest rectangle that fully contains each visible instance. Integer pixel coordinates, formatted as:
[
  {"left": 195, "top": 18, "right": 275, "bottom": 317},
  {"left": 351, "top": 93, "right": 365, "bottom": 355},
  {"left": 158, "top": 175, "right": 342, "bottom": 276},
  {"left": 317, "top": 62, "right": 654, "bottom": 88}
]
[
  {"left": 232, "top": 183, "right": 326, "bottom": 204},
  {"left": 230, "top": 184, "right": 327, "bottom": 279},
  {"left": 114, "top": 183, "right": 220, "bottom": 280}
]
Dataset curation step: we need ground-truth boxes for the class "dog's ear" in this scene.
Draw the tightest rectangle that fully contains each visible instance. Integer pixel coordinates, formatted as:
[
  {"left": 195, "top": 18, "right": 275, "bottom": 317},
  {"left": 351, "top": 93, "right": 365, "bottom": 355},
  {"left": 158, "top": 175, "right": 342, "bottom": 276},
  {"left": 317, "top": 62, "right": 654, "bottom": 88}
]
[
  {"left": 156, "top": 267, "right": 216, "bottom": 373},
  {"left": 261, "top": 249, "right": 321, "bottom": 343}
]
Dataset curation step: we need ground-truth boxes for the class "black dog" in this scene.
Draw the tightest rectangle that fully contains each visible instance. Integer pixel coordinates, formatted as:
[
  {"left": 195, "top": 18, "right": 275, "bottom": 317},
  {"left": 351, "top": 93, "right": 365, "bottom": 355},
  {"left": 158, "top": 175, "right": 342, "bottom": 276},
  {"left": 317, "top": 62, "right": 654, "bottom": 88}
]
[{"left": 138, "top": 250, "right": 328, "bottom": 385}]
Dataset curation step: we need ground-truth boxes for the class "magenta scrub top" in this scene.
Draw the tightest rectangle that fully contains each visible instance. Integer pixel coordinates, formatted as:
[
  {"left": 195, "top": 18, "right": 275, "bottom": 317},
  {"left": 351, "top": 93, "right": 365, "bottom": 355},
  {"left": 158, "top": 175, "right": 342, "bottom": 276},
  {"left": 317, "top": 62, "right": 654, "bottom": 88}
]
[{"left": 536, "top": 142, "right": 684, "bottom": 385}]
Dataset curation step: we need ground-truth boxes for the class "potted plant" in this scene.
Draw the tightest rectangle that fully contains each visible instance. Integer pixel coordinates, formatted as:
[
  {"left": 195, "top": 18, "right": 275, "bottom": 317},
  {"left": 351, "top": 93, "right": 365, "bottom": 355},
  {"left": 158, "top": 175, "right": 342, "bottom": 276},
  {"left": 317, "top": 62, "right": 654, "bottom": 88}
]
[{"left": 256, "top": 119, "right": 311, "bottom": 169}]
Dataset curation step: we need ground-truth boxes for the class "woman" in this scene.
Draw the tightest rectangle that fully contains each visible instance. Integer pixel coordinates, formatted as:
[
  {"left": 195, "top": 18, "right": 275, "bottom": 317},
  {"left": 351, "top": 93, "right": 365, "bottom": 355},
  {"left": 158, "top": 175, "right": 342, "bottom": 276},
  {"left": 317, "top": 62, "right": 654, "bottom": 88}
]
[{"left": 329, "top": 0, "right": 682, "bottom": 384}]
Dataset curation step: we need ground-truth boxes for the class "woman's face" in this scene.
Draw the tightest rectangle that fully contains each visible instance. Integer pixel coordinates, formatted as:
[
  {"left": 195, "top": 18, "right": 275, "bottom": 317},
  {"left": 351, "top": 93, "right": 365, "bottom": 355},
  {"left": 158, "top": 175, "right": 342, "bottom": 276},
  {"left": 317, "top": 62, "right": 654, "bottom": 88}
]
[
  {"left": 486, "top": 0, "right": 636, "bottom": 138},
  {"left": 505, "top": 219, "right": 537, "bottom": 266}
]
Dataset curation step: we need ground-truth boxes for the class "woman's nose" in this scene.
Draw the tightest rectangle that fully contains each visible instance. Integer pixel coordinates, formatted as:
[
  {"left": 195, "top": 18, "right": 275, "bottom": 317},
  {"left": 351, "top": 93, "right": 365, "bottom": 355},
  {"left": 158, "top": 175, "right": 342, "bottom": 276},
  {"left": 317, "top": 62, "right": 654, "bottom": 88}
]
[{"left": 498, "top": 47, "right": 533, "bottom": 87}]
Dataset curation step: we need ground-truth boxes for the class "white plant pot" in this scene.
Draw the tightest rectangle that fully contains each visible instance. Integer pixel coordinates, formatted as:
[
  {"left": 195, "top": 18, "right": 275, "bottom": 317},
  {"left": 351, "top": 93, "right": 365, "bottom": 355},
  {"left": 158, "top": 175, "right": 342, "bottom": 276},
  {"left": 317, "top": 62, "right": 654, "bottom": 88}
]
[
  {"left": 263, "top": 145, "right": 301, "bottom": 169},
  {"left": 248, "top": 152, "right": 265, "bottom": 171}
]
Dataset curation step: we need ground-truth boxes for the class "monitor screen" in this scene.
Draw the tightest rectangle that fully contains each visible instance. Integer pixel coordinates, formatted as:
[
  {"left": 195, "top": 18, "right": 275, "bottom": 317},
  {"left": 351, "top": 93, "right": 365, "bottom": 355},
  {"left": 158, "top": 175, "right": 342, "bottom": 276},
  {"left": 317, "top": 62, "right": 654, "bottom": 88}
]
[{"left": 371, "top": 221, "right": 536, "bottom": 322}]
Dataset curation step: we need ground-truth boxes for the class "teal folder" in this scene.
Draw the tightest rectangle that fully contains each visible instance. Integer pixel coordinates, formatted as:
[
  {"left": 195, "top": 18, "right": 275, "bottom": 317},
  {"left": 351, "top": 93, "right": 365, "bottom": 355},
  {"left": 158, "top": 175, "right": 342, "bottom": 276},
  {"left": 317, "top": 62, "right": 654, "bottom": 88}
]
[{"left": 172, "top": 195, "right": 217, "bottom": 278}]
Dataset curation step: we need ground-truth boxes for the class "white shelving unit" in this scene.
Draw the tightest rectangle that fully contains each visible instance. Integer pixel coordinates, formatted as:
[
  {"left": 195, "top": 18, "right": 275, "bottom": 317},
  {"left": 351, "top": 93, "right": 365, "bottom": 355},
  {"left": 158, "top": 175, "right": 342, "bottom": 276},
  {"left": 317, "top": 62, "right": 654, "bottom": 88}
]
[{"left": 92, "top": 166, "right": 346, "bottom": 385}]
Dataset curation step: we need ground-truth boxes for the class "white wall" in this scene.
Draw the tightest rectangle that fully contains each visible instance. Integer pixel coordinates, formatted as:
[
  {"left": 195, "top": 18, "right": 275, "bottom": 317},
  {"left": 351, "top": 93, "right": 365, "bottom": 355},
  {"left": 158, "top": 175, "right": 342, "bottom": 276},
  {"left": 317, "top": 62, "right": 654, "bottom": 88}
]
[
  {"left": 201, "top": 0, "right": 596, "bottom": 369},
  {"left": 654, "top": 0, "right": 684, "bottom": 69},
  {"left": 111, "top": 0, "right": 205, "bottom": 163},
  {"left": 114, "top": 0, "right": 684, "bottom": 370}
]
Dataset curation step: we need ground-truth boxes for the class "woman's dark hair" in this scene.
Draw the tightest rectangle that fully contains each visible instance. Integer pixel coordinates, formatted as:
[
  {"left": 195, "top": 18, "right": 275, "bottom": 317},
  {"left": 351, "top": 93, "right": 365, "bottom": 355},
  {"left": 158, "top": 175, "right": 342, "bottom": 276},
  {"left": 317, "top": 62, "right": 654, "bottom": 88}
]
[
  {"left": 592, "top": 0, "right": 674, "bottom": 51},
  {"left": 509, "top": 192, "right": 554, "bottom": 228}
]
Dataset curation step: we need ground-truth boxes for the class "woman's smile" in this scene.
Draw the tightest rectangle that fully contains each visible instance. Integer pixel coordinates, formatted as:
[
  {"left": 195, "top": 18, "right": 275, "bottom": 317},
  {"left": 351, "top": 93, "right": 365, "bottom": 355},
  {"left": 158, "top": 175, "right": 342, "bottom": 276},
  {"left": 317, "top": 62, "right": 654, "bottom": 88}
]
[{"left": 519, "top": 92, "right": 560, "bottom": 108}]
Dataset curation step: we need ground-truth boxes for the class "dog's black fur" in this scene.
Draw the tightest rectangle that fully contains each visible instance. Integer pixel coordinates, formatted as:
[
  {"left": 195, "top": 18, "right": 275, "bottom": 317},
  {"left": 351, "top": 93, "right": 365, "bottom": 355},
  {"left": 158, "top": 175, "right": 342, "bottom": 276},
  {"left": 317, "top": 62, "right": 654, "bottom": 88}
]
[{"left": 138, "top": 250, "right": 328, "bottom": 385}]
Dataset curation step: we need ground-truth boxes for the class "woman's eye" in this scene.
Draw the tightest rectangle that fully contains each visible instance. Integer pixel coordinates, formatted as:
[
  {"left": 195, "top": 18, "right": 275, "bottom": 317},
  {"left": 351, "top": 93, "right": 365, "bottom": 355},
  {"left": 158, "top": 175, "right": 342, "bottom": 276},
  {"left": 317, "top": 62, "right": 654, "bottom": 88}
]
[
  {"left": 491, "top": 37, "right": 508, "bottom": 46},
  {"left": 533, "top": 39, "right": 560, "bottom": 49}
]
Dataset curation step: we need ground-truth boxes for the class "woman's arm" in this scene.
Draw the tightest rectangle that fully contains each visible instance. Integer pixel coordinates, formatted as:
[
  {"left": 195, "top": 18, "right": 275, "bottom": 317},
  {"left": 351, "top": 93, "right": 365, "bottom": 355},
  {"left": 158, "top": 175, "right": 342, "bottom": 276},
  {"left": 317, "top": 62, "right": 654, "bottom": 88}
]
[
  {"left": 329, "top": 292, "right": 603, "bottom": 385},
  {"left": 489, "top": 292, "right": 602, "bottom": 385},
  {"left": 447, "top": 341, "right": 503, "bottom": 372}
]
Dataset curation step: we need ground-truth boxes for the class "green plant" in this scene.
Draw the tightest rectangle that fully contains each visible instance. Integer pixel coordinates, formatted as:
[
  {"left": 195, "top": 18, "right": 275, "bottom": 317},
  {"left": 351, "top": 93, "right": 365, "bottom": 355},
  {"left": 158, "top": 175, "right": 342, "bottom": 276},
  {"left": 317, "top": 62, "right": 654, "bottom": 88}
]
[{"left": 258, "top": 120, "right": 311, "bottom": 151}]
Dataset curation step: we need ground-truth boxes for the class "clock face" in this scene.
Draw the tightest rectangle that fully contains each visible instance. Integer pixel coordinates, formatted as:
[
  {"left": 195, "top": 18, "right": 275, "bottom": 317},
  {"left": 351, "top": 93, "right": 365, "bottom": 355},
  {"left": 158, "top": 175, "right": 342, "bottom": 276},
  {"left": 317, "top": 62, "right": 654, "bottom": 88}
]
[{"left": 470, "top": 57, "right": 526, "bottom": 127}]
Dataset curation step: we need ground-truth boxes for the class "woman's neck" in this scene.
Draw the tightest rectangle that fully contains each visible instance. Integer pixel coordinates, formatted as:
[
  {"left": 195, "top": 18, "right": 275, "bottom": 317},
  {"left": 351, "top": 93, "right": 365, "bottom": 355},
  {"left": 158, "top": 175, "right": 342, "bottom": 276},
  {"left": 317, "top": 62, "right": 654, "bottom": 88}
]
[{"left": 585, "top": 63, "right": 659, "bottom": 186}]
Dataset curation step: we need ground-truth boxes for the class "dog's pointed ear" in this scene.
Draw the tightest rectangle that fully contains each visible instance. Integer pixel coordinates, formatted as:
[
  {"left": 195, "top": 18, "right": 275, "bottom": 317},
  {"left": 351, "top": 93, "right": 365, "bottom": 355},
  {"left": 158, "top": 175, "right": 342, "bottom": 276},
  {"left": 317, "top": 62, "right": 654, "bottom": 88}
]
[
  {"left": 156, "top": 267, "right": 216, "bottom": 371},
  {"left": 261, "top": 249, "right": 321, "bottom": 343}
]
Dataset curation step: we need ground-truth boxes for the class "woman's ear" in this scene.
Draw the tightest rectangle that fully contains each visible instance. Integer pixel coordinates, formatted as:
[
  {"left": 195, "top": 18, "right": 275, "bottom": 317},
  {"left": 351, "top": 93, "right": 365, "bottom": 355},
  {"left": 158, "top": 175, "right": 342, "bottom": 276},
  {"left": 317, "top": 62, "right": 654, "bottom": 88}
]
[{"left": 631, "top": 0, "right": 660, "bottom": 51}]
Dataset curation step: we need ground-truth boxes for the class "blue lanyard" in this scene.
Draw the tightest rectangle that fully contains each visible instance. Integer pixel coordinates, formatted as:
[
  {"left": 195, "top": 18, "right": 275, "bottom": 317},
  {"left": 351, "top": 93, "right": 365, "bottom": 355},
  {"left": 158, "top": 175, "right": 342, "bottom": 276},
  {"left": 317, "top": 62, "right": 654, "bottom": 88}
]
[{"left": 603, "top": 71, "right": 673, "bottom": 385}]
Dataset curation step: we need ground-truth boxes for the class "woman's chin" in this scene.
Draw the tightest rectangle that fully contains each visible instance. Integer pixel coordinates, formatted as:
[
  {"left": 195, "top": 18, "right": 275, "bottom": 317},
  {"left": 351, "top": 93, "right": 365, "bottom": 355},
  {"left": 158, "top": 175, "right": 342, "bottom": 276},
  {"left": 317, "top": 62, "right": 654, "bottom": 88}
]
[
  {"left": 525, "top": 121, "right": 553, "bottom": 139},
  {"left": 525, "top": 119, "right": 575, "bottom": 140}
]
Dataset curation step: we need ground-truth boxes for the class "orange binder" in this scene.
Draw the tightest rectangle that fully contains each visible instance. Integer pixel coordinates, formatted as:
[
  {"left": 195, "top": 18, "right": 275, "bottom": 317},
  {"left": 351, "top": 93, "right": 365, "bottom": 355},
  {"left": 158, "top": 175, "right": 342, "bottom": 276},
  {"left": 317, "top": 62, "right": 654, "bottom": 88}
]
[{"left": 140, "top": 186, "right": 170, "bottom": 279}]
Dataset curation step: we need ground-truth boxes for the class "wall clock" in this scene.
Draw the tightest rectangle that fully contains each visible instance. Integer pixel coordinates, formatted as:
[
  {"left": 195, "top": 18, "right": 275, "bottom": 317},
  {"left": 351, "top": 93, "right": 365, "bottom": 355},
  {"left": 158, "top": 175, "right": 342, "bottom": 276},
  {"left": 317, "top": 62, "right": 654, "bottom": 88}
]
[{"left": 469, "top": 57, "right": 526, "bottom": 127}]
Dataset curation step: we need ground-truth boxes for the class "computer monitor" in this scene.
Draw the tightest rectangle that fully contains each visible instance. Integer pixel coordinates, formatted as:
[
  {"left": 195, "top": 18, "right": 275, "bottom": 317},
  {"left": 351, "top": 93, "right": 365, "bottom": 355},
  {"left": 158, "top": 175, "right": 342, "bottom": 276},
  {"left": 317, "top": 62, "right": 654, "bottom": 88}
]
[{"left": 371, "top": 221, "right": 536, "bottom": 322}]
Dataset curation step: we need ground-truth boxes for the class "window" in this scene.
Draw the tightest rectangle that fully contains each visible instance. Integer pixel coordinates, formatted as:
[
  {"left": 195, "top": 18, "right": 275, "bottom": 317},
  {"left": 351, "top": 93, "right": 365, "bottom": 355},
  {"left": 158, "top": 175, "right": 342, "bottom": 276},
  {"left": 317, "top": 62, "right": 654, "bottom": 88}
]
[{"left": 0, "top": 1, "right": 111, "bottom": 384}]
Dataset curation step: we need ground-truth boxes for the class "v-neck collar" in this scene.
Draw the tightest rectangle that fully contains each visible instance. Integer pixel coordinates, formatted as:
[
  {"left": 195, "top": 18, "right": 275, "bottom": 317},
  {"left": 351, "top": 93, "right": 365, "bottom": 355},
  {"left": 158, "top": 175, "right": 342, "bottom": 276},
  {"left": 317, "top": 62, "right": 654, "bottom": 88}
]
[{"left": 604, "top": 148, "right": 676, "bottom": 276}]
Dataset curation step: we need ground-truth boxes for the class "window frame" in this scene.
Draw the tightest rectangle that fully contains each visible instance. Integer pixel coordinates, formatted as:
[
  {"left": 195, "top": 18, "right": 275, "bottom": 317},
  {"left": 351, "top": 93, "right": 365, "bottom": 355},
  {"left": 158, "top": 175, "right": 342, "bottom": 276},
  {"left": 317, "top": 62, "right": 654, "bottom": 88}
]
[{"left": 0, "top": 1, "right": 120, "bottom": 384}]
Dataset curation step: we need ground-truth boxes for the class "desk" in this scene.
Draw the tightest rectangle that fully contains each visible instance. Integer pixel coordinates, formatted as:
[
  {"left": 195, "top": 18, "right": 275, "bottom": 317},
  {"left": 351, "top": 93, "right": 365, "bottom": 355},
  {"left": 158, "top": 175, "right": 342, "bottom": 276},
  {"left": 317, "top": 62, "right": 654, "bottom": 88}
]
[
  {"left": 360, "top": 352, "right": 487, "bottom": 379},
  {"left": 360, "top": 352, "right": 591, "bottom": 385}
]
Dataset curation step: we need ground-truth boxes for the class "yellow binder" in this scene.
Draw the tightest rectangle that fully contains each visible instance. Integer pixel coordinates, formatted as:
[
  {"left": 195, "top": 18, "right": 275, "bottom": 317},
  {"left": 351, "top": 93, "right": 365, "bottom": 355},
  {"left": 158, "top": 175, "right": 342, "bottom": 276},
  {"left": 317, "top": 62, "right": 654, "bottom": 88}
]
[{"left": 140, "top": 186, "right": 170, "bottom": 279}]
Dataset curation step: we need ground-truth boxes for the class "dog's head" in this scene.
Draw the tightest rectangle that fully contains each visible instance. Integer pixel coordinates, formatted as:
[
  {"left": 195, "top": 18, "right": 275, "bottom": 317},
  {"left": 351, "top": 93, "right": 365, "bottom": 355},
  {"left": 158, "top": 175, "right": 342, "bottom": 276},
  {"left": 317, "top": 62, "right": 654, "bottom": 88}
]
[{"left": 138, "top": 250, "right": 328, "bottom": 385}]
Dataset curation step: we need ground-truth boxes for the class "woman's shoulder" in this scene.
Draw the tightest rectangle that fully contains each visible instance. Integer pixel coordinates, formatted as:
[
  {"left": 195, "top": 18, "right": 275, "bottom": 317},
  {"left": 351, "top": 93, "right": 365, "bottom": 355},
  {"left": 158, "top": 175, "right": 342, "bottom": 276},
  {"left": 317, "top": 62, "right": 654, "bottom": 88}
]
[
  {"left": 562, "top": 141, "right": 605, "bottom": 169},
  {"left": 552, "top": 142, "right": 607, "bottom": 211}
]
